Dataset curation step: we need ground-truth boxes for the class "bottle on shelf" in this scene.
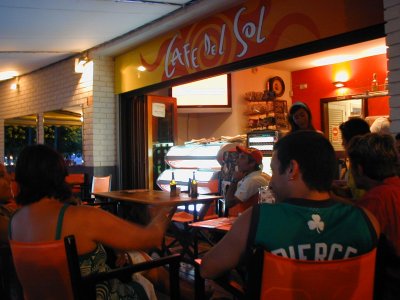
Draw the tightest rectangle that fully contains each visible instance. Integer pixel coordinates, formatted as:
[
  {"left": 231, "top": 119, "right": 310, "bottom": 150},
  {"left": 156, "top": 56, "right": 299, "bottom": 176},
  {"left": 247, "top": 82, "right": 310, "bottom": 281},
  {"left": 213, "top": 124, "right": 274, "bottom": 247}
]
[
  {"left": 169, "top": 171, "right": 177, "bottom": 196},
  {"left": 190, "top": 171, "right": 198, "bottom": 198},
  {"left": 384, "top": 71, "right": 389, "bottom": 92},
  {"left": 371, "top": 73, "right": 378, "bottom": 92}
]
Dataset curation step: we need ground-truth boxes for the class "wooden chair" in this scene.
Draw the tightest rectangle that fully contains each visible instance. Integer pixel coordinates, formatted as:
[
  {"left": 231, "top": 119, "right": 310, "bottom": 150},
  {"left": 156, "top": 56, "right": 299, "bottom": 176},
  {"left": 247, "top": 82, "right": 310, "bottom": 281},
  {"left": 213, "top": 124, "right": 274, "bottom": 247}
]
[
  {"left": 165, "top": 201, "right": 219, "bottom": 262},
  {"left": 10, "top": 235, "right": 181, "bottom": 300},
  {"left": 196, "top": 247, "right": 377, "bottom": 300}
]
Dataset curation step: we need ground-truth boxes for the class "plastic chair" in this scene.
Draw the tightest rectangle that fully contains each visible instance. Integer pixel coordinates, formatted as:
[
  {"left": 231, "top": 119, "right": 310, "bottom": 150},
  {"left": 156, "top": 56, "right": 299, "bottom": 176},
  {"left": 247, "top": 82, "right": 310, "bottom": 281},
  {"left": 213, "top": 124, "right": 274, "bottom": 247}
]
[
  {"left": 83, "top": 175, "right": 115, "bottom": 213},
  {"left": 10, "top": 235, "right": 181, "bottom": 300},
  {"left": 65, "top": 173, "right": 87, "bottom": 200},
  {"left": 196, "top": 247, "right": 377, "bottom": 300}
]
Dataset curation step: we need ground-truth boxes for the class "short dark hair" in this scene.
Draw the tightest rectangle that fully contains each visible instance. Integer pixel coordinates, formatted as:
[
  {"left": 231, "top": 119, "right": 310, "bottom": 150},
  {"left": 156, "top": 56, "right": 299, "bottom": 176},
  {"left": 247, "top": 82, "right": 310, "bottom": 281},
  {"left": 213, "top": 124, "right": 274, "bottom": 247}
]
[
  {"left": 288, "top": 102, "right": 315, "bottom": 132},
  {"left": 274, "top": 131, "right": 336, "bottom": 191},
  {"left": 15, "top": 144, "right": 72, "bottom": 205},
  {"left": 339, "top": 118, "right": 370, "bottom": 145},
  {"left": 347, "top": 133, "right": 398, "bottom": 181}
]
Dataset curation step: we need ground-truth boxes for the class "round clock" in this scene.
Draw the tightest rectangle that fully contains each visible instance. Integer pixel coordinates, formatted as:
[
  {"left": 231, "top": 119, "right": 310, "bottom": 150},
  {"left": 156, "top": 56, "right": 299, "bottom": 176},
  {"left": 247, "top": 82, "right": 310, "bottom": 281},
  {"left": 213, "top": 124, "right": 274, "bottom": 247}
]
[{"left": 268, "top": 76, "right": 285, "bottom": 97}]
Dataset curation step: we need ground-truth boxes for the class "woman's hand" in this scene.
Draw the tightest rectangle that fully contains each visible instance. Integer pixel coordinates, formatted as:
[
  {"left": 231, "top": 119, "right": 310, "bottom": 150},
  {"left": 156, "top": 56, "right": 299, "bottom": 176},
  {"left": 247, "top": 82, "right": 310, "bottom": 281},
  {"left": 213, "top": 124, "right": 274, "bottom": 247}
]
[{"left": 147, "top": 206, "right": 174, "bottom": 243}]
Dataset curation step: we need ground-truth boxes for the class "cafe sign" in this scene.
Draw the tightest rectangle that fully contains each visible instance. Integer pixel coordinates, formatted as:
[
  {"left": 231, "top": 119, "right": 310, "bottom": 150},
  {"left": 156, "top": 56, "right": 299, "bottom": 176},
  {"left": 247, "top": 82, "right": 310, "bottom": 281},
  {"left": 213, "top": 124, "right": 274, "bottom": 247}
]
[{"left": 115, "top": 0, "right": 383, "bottom": 94}]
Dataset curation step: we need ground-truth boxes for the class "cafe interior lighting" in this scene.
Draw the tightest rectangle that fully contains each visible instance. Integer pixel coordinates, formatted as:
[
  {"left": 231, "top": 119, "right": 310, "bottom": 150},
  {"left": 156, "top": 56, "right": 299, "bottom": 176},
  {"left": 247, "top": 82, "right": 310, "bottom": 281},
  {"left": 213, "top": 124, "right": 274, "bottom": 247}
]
[
  {"left": 75, "top": 54, "right": 88, "bottom": 73},
  {"left": 333, "top": 81, "right": 345, "bottom": 88},
  {"left": 10, "top": 77, "right": 19, "bottom": 90}
]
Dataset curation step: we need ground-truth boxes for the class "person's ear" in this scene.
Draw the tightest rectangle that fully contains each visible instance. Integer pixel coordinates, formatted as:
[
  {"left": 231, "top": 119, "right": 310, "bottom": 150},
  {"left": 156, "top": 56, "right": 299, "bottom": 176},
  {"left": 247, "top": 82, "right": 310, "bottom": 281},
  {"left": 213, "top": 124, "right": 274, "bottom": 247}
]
[{"left": 287, "top": 160, "right": 300, "bottom": 180}]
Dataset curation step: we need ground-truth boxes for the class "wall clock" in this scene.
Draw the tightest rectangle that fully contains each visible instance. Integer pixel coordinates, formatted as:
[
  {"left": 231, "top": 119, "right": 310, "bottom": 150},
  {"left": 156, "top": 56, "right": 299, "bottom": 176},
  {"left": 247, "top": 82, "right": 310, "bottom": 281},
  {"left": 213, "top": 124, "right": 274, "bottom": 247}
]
[{"left": 268, "top": 76, "right": 285, "bottom": 97}]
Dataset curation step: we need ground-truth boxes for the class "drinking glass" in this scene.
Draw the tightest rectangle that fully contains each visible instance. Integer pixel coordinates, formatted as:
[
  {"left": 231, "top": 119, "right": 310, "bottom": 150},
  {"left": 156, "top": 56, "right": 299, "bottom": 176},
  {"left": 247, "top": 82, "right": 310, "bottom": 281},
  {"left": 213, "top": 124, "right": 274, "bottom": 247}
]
[{"left": 258, "top": 186, "right": 275, "bottom": 204}]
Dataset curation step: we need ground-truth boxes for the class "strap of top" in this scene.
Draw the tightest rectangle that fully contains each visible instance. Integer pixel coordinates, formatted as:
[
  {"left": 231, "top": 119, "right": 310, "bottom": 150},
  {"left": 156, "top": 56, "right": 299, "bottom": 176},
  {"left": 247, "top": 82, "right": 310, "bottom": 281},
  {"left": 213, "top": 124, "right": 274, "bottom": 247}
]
[{"left": 55, "top": 203, "right": 69, "bottom": 240}]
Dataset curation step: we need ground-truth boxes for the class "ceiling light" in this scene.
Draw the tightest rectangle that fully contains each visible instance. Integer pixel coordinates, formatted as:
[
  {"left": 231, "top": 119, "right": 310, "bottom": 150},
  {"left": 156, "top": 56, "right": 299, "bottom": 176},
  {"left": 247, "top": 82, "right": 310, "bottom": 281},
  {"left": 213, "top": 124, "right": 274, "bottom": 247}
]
[
  {"left": 137, "top": 66, "right": 146, "bottom": 72},
  {"left": 10, "top": 77, "right": 19, "bottom": 90},
  {"left": 75, "top": 55, "right": 88, "bottom": 73}
]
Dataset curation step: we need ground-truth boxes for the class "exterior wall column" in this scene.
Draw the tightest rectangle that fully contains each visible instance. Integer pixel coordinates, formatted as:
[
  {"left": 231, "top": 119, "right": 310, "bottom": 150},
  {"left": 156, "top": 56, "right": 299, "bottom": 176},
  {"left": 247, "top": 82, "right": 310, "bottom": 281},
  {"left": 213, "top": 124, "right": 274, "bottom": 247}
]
[{"left": 384, "top": 0, "right": 400, "bottom": 133}]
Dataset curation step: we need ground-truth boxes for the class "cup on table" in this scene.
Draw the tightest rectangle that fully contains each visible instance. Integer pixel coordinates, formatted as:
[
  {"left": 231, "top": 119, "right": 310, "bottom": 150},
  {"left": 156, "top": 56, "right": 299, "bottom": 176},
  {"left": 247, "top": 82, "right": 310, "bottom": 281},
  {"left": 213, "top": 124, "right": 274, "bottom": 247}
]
[{"left": 258, "top": 185, "right": 275, "bottom": 204}]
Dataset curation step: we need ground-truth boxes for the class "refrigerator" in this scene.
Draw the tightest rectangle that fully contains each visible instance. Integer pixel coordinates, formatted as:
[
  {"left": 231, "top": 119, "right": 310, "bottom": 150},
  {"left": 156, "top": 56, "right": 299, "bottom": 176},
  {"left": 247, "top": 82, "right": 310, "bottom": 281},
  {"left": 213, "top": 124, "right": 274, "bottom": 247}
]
[{"left": 247, "top": 130, "right": 284, "bottom": 176}]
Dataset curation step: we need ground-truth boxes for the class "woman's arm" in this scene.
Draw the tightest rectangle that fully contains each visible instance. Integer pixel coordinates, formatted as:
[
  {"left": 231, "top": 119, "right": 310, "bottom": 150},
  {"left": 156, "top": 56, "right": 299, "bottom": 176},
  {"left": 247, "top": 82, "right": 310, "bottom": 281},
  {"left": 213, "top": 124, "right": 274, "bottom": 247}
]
[{"left": 69, "top": 205, "right": 172, "bottom": 254}]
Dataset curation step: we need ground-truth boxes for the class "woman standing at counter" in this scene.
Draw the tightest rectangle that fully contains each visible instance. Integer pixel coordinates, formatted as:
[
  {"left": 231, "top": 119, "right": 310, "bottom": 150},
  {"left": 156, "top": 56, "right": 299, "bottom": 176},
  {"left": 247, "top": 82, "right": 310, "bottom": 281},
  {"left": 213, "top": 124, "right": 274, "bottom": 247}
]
[{"left": 288, "top": 101, "right": 316, "bottom": 132}]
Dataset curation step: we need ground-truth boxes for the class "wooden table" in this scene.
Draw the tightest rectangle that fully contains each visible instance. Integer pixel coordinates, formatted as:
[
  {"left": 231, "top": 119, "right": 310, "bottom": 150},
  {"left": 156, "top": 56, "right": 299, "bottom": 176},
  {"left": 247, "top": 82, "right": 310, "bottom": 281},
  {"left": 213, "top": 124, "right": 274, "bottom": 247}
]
[
  {"left": 93, "top": 189, "right": 223, "bottom": 258},
  {"left": 92, "top": 189, "right": 222, "bottom": 219}
]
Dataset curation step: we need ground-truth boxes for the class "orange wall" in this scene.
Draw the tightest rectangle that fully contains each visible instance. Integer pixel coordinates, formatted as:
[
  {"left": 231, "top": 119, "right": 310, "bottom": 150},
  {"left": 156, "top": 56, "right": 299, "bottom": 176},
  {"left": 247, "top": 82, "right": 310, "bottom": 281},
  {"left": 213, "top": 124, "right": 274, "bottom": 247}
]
[{"left": 292, "top": 54, "right": 388, "bottom": 131}]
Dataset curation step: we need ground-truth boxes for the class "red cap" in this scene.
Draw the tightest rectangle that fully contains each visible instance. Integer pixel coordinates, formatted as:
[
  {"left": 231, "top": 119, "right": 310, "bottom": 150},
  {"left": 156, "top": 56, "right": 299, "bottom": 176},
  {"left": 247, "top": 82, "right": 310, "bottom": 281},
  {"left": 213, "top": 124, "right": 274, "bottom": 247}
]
[{"left": 236, "top": 146, "right": 263, "bottom": 165}]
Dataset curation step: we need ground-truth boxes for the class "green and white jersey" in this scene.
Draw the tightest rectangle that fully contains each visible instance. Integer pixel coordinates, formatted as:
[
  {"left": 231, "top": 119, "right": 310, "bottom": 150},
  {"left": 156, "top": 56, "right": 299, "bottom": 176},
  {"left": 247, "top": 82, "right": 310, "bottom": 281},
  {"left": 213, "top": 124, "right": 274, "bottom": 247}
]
[{"left": 253, "top": 198, "right": 377, "bottom": 260}]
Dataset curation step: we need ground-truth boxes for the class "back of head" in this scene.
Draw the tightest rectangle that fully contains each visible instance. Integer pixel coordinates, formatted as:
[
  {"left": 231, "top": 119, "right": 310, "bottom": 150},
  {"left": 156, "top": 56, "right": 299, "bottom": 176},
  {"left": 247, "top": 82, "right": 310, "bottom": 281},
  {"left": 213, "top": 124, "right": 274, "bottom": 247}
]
[
  {"left": 347, "top": 133, "right": 398, "bottom": 181},
  {"left": 15, "top": 144, "right": 72, "bottom": 205},
  {"left": 274, "top": 131, "right": 336, "bottom": 191},
  {"left": 339, "top": 118, "right": 370, "bottom": 145},
  {"left": 370, "top": 116, "right": 390, "bottom": 135},
  {"left": 288, "top": 101, "right": 314, "bottom": 132}
]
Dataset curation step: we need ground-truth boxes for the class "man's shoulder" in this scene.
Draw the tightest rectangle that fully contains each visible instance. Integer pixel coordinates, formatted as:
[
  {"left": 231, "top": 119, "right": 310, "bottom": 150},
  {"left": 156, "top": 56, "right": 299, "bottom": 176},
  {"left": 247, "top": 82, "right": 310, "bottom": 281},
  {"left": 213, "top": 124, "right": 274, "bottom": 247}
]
[
  {"left": 368, "top": 177, "right": 400, "bottom": 196},
  {"left": 246, "top": 170, "right": 268, "bottom": 182}
]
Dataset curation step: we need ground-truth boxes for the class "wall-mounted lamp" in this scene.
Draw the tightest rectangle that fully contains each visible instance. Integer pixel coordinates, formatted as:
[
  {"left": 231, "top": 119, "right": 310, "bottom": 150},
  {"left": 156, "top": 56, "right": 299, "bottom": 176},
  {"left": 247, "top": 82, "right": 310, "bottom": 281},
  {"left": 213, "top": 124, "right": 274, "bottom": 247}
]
[
  {"left": 75, "top": 54, "right": 88, "bottom": 73},
  {"left": 333, "top": 81, "right": 345, "bottom": 88},
  {"left": 10, "top": 77, "right": 19, "bottom": 90}
]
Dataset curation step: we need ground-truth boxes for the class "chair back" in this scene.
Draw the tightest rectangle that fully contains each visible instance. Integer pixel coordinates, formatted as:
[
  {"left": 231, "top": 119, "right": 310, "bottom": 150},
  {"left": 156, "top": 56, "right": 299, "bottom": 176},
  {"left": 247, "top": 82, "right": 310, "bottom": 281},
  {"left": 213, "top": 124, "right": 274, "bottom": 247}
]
[
  {"left": 248, "top": 247, "right": 377, "bottom": 300},
  {"left": 226, "top": 193, "right": 258, "bottom": 217},
  {"left": 91, "top": 175, "right": 112, "bottom": 196},
  {"left": 66, "top": 173, "right": 86, "bottom": 198},
  {"left": 9, "top": 236, "right": 81, "bottom": 300}
]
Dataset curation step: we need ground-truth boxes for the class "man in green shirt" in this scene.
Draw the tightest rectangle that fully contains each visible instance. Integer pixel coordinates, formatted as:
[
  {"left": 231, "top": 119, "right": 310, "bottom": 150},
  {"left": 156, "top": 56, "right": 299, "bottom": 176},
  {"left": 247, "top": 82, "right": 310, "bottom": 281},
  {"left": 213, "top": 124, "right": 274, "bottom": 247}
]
[{"left": 201, "top": 131, "right": 379, "bottom": 280}]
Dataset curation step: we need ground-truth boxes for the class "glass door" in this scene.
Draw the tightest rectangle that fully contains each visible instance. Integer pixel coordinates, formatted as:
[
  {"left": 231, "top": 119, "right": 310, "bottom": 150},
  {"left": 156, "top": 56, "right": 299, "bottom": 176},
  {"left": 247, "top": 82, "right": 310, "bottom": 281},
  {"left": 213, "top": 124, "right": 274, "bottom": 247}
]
[{"left": 147, "top": 95, "right": 177, "bottom": 189}]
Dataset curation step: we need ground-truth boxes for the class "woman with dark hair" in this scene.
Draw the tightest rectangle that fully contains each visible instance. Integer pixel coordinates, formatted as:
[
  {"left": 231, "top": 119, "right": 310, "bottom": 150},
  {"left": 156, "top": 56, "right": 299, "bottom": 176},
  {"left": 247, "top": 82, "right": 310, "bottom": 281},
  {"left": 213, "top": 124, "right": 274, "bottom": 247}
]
[
  {"left": 288, "top": 101, "right": 316, "bottom": 132},
  {"left": 331, "top": 117, "right": 371, "bottom": 202},
  {"left": 9, "top": 144, "right": 171, "bottom": 299}
]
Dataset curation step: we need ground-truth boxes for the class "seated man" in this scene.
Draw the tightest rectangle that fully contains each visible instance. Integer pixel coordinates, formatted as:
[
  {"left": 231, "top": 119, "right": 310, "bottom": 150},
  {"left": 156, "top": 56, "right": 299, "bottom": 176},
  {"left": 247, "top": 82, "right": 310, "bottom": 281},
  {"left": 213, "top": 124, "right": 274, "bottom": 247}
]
[
  {"left": 201, "top": 131, "right": 379, "bottom": 281},
  {"left": 224, "top": 146, "right": 268, "bottom": 216},
  {"left": 347, "top": 133, "right": 400, "bottom": 300}
]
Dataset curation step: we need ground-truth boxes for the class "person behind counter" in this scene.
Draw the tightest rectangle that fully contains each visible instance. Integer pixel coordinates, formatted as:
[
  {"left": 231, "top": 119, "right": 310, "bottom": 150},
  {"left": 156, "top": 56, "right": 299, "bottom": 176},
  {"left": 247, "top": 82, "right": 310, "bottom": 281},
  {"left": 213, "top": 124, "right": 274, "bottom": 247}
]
[
  {"left": 288, "top": 101, "right": 316, "bottom": 132},
  {"left": 201, "top": 131, "right": 379, "bottom": 282},
  {"left": 224, "top": 146, "right": 268, "bottom": 216},
  {"left": 347, "top": 133, "right": 400, "bottom": 300},
  {"left": 8, "top": 144, "right": 172, "bottom": 299}
]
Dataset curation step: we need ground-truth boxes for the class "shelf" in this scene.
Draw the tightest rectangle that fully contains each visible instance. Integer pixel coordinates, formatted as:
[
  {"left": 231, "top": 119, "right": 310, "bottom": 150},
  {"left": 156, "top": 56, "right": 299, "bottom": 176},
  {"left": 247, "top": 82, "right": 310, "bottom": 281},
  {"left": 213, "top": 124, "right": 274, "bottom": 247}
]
[{"left": 345, "top": 91, "right": 388, "bottom": 99}]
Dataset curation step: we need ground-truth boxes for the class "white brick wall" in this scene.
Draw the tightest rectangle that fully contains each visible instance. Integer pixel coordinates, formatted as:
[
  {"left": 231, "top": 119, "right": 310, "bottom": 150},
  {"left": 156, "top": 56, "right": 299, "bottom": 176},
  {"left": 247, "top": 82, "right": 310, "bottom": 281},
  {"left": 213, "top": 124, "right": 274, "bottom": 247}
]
[
  {"left": 0, "top": 55, "right": 117, "bottom": 167},
  {"left": 385, "top": 0, "right": 400, "bottom": 134}
]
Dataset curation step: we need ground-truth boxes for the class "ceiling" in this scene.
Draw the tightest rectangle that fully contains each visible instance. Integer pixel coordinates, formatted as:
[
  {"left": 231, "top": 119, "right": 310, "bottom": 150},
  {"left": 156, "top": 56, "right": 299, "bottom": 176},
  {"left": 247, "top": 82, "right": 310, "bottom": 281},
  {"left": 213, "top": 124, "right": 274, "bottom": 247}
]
[
  {"left": 0, "top": 0, "right": 205, "bottom": 80},
  {"left": 0, "top": 0, "right": 387, "bottom": 82}
]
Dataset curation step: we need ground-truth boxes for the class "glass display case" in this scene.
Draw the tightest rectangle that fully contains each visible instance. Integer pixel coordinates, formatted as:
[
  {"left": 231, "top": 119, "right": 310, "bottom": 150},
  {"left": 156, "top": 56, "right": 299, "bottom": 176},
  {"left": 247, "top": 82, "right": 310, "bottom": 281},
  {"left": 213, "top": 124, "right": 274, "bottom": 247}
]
[{"left": 156, "top": 142, "right": 238, "bottom": 194}]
